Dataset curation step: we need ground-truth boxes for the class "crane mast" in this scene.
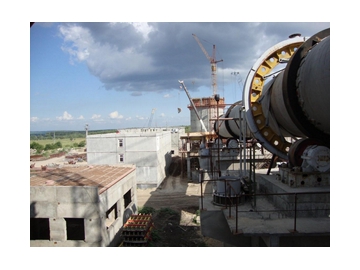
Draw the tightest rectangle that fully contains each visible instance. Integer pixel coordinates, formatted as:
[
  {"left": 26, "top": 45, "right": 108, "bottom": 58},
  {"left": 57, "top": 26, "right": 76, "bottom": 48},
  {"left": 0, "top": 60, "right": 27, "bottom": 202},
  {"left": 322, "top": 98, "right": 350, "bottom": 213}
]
[
  {"left": 192, "top": 34, "right": 223, "bottom": 97},
  {"left": 148, "top": 108, "right": 156, "bottom": 128},
  {"left": 178, "top": 80, "right": 208, "bottom": 132}
]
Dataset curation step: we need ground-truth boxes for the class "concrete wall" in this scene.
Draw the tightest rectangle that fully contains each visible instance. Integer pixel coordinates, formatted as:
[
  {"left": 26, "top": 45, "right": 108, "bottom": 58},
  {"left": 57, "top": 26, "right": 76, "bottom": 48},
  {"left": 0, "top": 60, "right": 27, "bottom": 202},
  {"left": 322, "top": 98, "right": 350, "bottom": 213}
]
[
  {"left": 99, "top": 170, "right": 138, "bottom": 246},
  {"left": 30, "top": 169, "right": 137, "bottom": 247},
  {"left": 257, "top": 173, "right": 330, "bottom": 218},
  {"left": 86, "top": 131, "right": 172, "bottom": 188},
  {"left": 190, "top": 107, "right": 224, "bottom": 132}
]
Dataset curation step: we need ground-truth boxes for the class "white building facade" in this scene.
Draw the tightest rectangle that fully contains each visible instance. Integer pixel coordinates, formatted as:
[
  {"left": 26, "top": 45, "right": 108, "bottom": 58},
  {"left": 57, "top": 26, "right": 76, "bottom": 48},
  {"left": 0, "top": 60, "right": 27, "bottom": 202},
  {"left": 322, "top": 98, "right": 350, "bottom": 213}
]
[{"left": 86, "top": 129, "right": 172, "bottom": 188}]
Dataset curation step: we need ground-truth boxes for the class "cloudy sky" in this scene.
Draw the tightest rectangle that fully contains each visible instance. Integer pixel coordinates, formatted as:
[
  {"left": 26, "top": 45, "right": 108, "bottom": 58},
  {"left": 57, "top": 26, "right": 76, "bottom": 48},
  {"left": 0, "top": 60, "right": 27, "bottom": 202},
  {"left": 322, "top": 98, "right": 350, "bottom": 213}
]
[{"left": 30, "top": 21, "right": 330, "bottom": 131}]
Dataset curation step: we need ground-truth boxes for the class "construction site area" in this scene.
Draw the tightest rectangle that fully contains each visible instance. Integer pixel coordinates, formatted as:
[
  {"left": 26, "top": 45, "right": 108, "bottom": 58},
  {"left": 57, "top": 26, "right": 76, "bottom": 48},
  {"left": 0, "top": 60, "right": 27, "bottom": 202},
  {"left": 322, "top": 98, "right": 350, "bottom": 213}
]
[{"left": 30, "top": 27, "right": 330, "bottom": 247}]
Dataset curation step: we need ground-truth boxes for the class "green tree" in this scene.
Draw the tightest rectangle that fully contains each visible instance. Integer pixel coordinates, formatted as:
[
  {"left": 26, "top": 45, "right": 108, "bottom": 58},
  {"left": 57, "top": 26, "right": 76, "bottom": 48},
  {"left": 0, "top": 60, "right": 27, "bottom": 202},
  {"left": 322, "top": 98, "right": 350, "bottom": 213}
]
[
  {"left": 30, "top": 142, "right": 44, "bottom": 153},
  {"left": 44, "top": 144, "right": 55, "bottom": 151},
  {"left": 78, "top": 140, "right": 86, "bottom": 147},
  {"left": 54, "top": 141, "right": 62, "bottom": 148}
]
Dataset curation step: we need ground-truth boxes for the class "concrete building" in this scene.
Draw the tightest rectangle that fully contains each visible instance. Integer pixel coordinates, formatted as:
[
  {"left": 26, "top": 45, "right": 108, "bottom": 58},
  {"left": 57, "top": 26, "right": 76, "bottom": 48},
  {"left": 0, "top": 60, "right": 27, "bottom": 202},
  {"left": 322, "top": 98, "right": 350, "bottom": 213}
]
[
  {"left": 30, "top": 164, "right": 137, "bottom": 247},
  {"left": 188, "top": 97, "right": 226, "bottom": 132},
  {"left": 86, "top": 129, "right": 172, "bottom": 188}
]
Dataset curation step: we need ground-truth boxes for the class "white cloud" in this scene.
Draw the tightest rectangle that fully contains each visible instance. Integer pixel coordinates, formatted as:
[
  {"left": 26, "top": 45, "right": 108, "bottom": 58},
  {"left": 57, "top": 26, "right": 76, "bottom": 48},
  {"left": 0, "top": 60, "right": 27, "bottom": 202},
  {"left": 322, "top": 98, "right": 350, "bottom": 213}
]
[
  {"left": 91, "top": 114, "right": 102, "bottom": 121},
  {"left": 59, "top": 25, "right": 93, "bottom": 64},
  {"left": 78, "top": 115, "right": 84, "bottom": 119},
  {"left": 55, "top": 22, "right": 330, "bottom": 96},
  {"left": 109, "top": 111, "right": 124, "bottom": 119},
  {"left": 128, "top": 22, "right": 154, "bottom": 41},
  {"left": 59, "top": 23, "right": 155, "bottom": 81},
  {"left": 31, "top": 117, "right": 39, "bottom": 122},
  {"left": 56, "top": 111, "right": 73, "bottom": 120},
  {"left": 164, "top": 94, "right": 170, "bottom": 98}
]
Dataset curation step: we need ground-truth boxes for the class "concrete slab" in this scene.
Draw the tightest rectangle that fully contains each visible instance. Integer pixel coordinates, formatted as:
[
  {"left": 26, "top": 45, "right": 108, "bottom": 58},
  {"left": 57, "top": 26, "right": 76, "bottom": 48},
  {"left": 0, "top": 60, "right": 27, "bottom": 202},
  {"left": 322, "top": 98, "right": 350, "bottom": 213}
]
[{"left": 199, "top": 170, "right": 330, "bottom": 246}]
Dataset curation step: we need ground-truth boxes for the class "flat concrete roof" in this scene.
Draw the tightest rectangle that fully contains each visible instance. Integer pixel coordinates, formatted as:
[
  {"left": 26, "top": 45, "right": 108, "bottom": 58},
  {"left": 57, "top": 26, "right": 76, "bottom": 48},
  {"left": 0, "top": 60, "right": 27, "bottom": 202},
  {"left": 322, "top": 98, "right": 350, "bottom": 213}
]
[
  {"left": 87, "top": 130, "right": 171, "bottom": 137},
  {"left": 30, "top": 165, "right": 135, "bottom": 194}
]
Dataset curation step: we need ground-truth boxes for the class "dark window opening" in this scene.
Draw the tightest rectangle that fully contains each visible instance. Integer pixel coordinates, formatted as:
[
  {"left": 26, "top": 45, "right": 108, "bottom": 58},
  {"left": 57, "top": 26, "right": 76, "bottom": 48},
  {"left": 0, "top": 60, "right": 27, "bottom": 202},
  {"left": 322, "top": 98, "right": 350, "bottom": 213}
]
[
  {"left": 65, "top": 218, "right": 85, "bottom": 240},
  {"left": 106, "top": 202, "right": 118, "bottom": 227},
  {"left": 119, "top": 154, "right": 124, "bottom": 162},
  {"left": 118, "top": 139, "right": 124, "bottom": 147},
  {"left": 30, "top": 218, "right": 50, "bottom": 240},
  {"left": 124, "top": 189, "right": 132, "bottom": 208}
]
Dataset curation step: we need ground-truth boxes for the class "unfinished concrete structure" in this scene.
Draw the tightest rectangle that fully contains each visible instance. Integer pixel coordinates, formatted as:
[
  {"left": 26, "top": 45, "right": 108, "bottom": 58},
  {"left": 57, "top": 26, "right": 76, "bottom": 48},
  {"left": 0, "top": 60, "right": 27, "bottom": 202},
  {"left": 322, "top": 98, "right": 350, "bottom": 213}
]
[
  {"left": 30, "top": 164, "right": 137, "bottom": 247},
  {"left": 86, "top": 129, "right": 172, "bottom": 188},
  {"left": 188, "top": 97, "right": 226, "bottom": 133}
]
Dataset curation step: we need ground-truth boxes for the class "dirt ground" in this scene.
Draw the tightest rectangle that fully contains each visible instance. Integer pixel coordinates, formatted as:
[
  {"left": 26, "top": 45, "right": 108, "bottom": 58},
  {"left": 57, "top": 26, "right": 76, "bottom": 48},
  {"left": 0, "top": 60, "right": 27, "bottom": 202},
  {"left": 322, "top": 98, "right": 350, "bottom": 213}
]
[
  {"left": 31, "top": 155, "right": 223, "bottom": 247},
  {"left": 136, "top": 176, "right": 224, "bottom": 247},
  {"left": 136, "top": 157, "right": 223, "bottom": 247}
]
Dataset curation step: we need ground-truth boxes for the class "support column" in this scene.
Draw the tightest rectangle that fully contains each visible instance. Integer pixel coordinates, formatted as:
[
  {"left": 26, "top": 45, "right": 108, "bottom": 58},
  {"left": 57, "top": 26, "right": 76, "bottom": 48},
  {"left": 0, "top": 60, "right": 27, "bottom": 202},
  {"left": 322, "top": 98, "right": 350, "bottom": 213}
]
[
  {"left": 251, "top": 236, "right": 260, "bottom": 247},
  {"left": 187, "top": 157, "right": 191, "bottom": 180},
  {"left": 50, "top": 218, "right": 66, "bottom": 241},
  {"left": 262, "top": 235, "right": 280, "bottom": 247}
]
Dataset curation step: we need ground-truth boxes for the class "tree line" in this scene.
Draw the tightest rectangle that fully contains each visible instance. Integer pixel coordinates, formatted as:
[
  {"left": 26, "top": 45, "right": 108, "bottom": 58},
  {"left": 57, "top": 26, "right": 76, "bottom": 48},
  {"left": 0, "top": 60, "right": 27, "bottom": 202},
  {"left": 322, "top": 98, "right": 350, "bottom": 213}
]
[
  {"left": 30, "top": 129, "right": 117, "bottom": 140},
  {"left": 30, "top": 140, "right": 86, "bottom": 153}
]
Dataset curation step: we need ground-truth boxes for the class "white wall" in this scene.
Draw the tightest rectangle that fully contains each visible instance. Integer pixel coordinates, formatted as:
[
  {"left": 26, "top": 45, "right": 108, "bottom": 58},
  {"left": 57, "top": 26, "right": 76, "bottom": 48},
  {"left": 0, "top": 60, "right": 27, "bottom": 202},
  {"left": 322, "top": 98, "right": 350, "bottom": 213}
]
[{"left": 86, "top": 131, "right": 172, "bottom": 188}]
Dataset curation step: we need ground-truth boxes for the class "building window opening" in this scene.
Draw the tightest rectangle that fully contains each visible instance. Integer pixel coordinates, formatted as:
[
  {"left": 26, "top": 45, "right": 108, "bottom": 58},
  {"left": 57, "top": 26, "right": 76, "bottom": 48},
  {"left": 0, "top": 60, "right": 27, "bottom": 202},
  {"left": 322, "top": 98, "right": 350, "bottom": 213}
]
[
  {"left": 30, "top": 218, "right": 50, "bottom": 240},
  {"left": 118, "top": 139, "right": 124, "bottom": 147},
  {"left": 65, "top": 218, "right": 85, "bottom": 240},
  {"left": 124, "top": 189, "right": 132, "bottom": 208},
  {"left": 106, "top": 202, "right": 119, "bottom": 228},
  {"left": 119, "top": 154, "right": 124, "bottom": 163}
]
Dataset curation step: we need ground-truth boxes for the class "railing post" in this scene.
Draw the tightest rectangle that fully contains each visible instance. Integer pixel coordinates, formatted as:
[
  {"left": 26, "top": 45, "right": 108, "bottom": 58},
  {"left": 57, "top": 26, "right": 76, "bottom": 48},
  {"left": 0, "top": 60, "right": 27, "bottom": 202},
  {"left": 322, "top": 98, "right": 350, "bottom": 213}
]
[
  {"left": 228, "top": 182, "right": 231, "bottom": 218},
  {"left": 293, "top": 193, "right": 298, "bottom": 232},
  {"left": 235, "top": 195, "right": 238, "bottom": 234},
  {"left": 224, "top": 179, "right": 227, "bottom": 209}
]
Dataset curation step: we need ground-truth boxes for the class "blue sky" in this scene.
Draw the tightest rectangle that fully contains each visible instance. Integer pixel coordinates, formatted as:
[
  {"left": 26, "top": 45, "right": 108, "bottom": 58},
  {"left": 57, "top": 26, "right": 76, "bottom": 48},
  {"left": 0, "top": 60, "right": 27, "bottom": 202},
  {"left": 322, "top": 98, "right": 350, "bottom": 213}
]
[{"left": 30, "top": 22, "right": 330, "bottom": 132}]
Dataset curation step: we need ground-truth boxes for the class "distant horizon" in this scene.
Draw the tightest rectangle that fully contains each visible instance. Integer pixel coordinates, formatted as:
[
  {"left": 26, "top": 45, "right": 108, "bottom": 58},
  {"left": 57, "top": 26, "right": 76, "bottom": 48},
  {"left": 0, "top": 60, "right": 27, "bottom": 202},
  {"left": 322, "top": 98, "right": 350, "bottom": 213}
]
[{"left": 30, "top": 124, "right": 189, "bottom": 133}]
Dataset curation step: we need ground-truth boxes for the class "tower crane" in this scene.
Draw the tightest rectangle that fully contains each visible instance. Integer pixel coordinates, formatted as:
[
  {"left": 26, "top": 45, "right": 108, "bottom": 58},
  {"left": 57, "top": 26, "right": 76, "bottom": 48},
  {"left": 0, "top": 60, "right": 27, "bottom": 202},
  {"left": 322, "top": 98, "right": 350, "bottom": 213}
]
[
  {"left": 148, "top": 108, "right": 156, "bottom": 128},
  {"left": 192, "top": 34, "right": 223, "bottom": 97}
]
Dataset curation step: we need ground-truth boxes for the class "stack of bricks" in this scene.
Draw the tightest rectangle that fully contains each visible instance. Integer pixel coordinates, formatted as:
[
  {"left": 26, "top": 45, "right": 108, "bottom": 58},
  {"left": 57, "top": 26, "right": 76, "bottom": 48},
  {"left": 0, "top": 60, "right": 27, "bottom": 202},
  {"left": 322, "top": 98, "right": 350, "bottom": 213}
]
[{"left": 121, "top": 214, "right": 154, "bottom": 247}]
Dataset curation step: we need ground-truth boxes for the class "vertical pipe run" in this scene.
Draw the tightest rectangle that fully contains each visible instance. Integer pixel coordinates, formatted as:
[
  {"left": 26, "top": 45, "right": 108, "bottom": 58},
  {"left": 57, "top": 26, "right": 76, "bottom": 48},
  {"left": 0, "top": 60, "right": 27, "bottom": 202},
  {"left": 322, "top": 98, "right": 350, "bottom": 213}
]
[
  {"left": 215, "top": 95, "right": 221, "bottom": 177},
  {"left": 239, "top": 106, "right": 243, "bottom": 176},
  {"left": 249, "top": 144, "right": 252, "bottom": 181},
  {"left": 199, "top": 169, "right": 204, "bottom": 210},
  {"left": 242, "top": 107, "right": 247, "bottom": 177},
  {"left": 253, "top": 146, "right": 256, "bottom": 208},
  {"left": 181, "top": 152, "right": 184, "bottom": 178}
]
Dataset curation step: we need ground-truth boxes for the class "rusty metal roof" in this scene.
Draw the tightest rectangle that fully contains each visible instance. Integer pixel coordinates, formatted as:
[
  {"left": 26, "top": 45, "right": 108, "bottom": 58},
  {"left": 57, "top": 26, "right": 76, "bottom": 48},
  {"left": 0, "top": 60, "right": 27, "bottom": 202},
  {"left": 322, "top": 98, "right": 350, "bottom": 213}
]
[{"left": 30, "top": 165, "right": 135, "bottom": 194}]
